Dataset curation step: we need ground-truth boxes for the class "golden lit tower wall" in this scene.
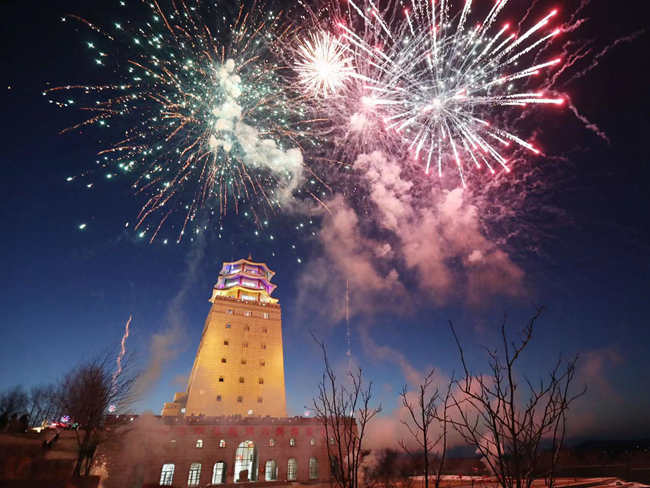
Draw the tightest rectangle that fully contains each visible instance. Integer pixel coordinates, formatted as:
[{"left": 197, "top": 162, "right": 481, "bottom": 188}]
[{"left": 181, "top": 258, "right": 287, "bottom": 417}]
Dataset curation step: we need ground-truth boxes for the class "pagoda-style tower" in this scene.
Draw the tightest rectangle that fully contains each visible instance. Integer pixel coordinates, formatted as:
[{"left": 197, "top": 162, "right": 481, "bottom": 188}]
[{"left": 162, "top": 257, "right": 287, "bottom": 418}]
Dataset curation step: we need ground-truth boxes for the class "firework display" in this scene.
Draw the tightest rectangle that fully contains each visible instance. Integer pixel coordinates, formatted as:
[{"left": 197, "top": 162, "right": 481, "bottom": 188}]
[
  {"left": 48, "top": 0, "right": 576, "bottom": 240},
  {"left": 47, "top": 1, "right": 317, "bottom": 242},
  {"left": 294, "top": 0, "right": 566, "bottom": 184}
]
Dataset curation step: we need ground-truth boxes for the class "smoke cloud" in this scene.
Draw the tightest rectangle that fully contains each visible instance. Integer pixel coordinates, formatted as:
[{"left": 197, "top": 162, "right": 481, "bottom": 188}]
[
  {"left": 298, "top": 151, "right": 524, "bottom": 320},
  {"left": 209, "top": 59, "right": 304, "bottom": 204},
  {"left": 132, "top": 233, "right": 206, "bottom": 397}
]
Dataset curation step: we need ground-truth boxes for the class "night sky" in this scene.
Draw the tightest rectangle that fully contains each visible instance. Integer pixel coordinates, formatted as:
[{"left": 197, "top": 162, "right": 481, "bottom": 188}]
[{"left": 1, "top": 0, "right": 649, "bottom": 444}]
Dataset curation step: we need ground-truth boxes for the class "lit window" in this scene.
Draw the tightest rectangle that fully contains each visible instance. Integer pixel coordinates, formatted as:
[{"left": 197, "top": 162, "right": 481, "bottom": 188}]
[
  {"left": 265, "top": 460, "right": 278, "bottom": 481},
  {"left": 310, "top": 438, "right": 316, "bottom": 446},
  {"left": 239, "top": 377, "right": 245, "bottom": 383},
  {"left": 188, "top": 462, "right": 201, "bottom": 486},
  {"left": 309, "top": 457, "right": 319, "bottom": 480},
  {"left": 217, "top": 395, "right": 222, "bottom": 402},
  {"left": 237, "top": 396, "right": 243, "bottom": 403},
  {"left": 258, "top": 378, "right": 264, "bottom": 385},
  {"left": 219, "top": 439, "right": 226, "bottom": 448},
  {"left": 212, "top": 461, "right": 226, "bottom": 484},
  {"left": 287, "top": 458, "right": 297, "bottom": 481},
  {"left": 225, "top": 323, "right": 231, "bottom": 328},
  {"left": 329, "top": 437, "right": 335, "bottom": 445},
  {"left": 241, "top": 359, "right": 247, "bottom": 365},
  {"left": 263, "top": 312, "right": 269, "bottom": 319},
  {"left": 221, "top": 358, "right": 227, "bottom": 363},
  {"left": 245, "top": 311, "right": 252, "bottom": 317},
  {"left": 159, "top": 463, "right": 175, "bottom": 486},
  {"left": 196, "top": 439, "right": 203, "bottom": 448},
  {"left": 219, "top": 376, "right": 224, "bottom": 382},
  {"left": 261, "top": 343, "right": 266, "bottom": 350},
  {"left": 260, "top": 360, "right": 266, "bottom": 367},
  {"left": 289, "top": 438, "right": 296, "bottom": 447},
  {"left": 170, "top": 439, "right": 176, "bottom": 447},
  {"left": 269, "top": 438, "right": 275, "bottom": 447},
  {"left": 257, "top": 397, "right": 263, "bottom": 403},
  {"left": 223, "top": 340, "right": 229, "bottom": 346}
]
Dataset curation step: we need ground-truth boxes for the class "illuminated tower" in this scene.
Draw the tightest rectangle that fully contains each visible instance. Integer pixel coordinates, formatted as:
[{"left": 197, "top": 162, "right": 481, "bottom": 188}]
[{"left": 162, "top": 257, "right": 287, "bottom": 417}]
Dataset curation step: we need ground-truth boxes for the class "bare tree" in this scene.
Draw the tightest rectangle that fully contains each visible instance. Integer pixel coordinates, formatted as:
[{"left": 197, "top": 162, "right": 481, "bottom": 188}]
[
  {"left": 0, "top": 386, "right": 29, "bottom": 430},
  {"left": 27, "top": 384, "right": 59, "bottom": 428},
  {"left": 399, "top": 370, "right": 453, "bottom": 488},
  {"left": 364, "top": 449, "right": 414, "bottom": 488},
  {"left": 312, "top": 339, "right": 381, "bottom": 488},
  {"left": 56, "top": 355, "right": 136, "bottom": 477},
  {"left": 447, "top": 308, "right": 584, "bottom": 488}
]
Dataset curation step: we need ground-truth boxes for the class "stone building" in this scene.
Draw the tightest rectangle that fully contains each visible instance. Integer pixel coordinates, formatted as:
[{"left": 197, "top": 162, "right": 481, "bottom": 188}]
[
  {"left": 99, "top": 257, "right": 330, "bottom": 488},
  {"left": 163, "top": 257, "right": 287, "bottom": 418}
]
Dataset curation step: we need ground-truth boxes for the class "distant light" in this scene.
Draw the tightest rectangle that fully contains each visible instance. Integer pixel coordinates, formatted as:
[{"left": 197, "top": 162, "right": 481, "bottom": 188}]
[{"left": 78, "top": 223, "right": 87, "bottom": 230}]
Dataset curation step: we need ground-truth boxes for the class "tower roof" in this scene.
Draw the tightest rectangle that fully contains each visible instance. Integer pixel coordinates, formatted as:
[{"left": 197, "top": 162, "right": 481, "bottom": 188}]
[{"left": 210, "top": 257, "right": 278, "bottom": 304}]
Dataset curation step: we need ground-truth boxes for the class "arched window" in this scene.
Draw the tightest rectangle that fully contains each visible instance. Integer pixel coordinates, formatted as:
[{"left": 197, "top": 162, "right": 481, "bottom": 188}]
[
  {"left": 309, "top": 457, "right": 319, "bottom": 480},
  {"left": 159, "top": 463, "right": 174, "bottom": 486},
  {"left": 310, "top": 438, "right": 316, "bottom": 446},
  {"left": 287, "top": 458, "right": 297, "bottom": 481},
  {"left": 188, "top": 463, "right": 202, "bottom": 487},
  {"left": 268, "top": 438, "right": 275, "bottom": 447},
  {"left": 289, "top": 437, "right": 296, "bottom": 447},
  {"left": 234, "top": 440, "right": 258, "bottom": 482},
  {"left": 195, "top": 439, "right": 203, "bottom": 448},
  {"left": 212, "top": 461, "right": 226, "bottom": 484},
  {"left": 265, "top": 459, "right": 278, "bottom": 481},
  {"left": 219, "top": 439, "right": 226, "bottom": 448}
]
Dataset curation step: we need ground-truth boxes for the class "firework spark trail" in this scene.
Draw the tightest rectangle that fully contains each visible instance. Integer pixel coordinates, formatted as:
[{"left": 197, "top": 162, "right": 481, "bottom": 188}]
[
  {"left": 47, "top": 1, "right": 324, "bottom": 242},
  {"left": 294, "top": 0, "right": 575, "bottom": 184},
  {"left": 563, "top": 30, "right": 644, "bottom": 85},
  {"left": 111, "top": 314, "right": 132, "bottom": 393}
]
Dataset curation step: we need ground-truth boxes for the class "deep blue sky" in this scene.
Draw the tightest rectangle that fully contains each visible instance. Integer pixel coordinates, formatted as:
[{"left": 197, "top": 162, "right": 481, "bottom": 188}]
[{"left": 1, "top": 0, "right": 649, "bottom": 443}]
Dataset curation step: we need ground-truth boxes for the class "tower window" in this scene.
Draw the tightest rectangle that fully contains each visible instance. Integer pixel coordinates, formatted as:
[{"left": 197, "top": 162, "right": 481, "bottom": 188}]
[
  {"left": 263, "top": 312, "right": 269, "bottom": 319},
  {"left": 244, "top": 311, "right": 251, "bottom": 317},
  {"left": 239, "top": 377, "right": 245, "bottom": 383},
  {"left": 310, "top": 438, "right": 316, "bottom": 446},
  {"left": 217, "top": 395, "right": 222, "bottom": 401},
  {"left": 196, "top": 439, "right": 203, "bottom": 448},
  {"left": 218, "top": 376, "right": 224, "bottom": 382},
  {"left": 269, "top": 438, "right": 275, "bottom": 447},
  {"left": 159, "top": 463, "right": 175, "bottom": 486},
  {"left": 170, "top": 439, "right": 177, "bottom": 448},
  {"left": 237, "top": 396, "right": 243, "bottom": 403},
  {"left": 223, "top": 340, "right": 229, "bottom": 346},
  {"left": 188, "top": 463, "right": 202, "bottom": 487},
  {"left": 257, "top": 397, "right": 263, "bottom": 403},
  {"left": 260, "top": 360, "right": 266, "bottom": 367},
  {"left": 227, "top": 309, "right": 233, "bottom": 314},
  {"left": 241, "top": 359, "right": 247, "bottom": 365},
  {"left": 258, "top": 378, "right": 264, "bottom": 385},
  {"left": 219, "top": 439, "right": 226, "bottom": 448},
  {"left": 221, "top": 358, "right": 227, "bottom": 363},
  {"left": 309, "top": 458, "right": 318, "bottom": 480},
  {"left": 287, "top": 459, "right": 297, "bottom": 481},
  {"left": 261, "top": 343, "right": 266, "bottom": 350},
  {"left": 289, "top": 437, "right": 296, "bottom": 447}
]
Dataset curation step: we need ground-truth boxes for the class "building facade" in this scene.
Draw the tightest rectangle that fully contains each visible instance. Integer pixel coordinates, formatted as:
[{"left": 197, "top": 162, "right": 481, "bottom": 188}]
[
  {"left": 162, "top": 258, "right": 287, "bottom": 418},
  {"left": 98, "top": 415, "right": 330, "bottom": 488},
  {"left": 97, "top": 258, "right": 329, "bottom": 488}
]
